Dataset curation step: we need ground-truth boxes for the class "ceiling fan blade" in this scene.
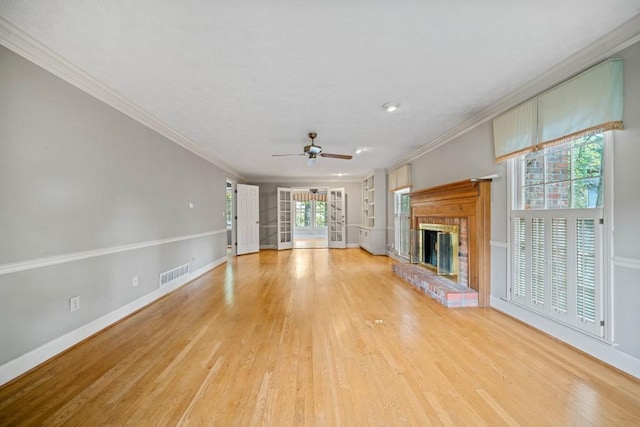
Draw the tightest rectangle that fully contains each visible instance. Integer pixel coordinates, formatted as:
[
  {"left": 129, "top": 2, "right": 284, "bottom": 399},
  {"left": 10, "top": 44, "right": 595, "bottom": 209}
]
[
  {"left": 320, "top": 153, "right": 353, "bottom": 160},
  {"left": 272, "top": 154, "right": 306, "bottom": 157}
]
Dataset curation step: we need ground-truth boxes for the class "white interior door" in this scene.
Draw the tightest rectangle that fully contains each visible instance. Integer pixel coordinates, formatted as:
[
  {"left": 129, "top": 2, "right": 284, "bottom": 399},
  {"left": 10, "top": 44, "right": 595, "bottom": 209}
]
[
  {"left": 328, "top": 187, "right": 346, "bottom": 248},
  {"left": 237, "top": 184, "right": 260, "bottom": 255},
  {"left": 277, "top": 187, "right": 293, "bottom": 250}
]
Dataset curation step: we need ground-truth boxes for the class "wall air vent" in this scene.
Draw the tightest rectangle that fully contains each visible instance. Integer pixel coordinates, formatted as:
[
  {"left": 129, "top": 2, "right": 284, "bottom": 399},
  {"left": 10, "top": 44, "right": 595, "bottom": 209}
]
[{"left": 159, "top": 263, "right": 190, "bottom": 287}]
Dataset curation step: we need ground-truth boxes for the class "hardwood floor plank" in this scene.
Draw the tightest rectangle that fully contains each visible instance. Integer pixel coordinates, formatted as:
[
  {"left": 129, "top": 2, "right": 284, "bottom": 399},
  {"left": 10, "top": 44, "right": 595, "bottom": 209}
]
[{"left": 1, "top": 249, "right": 639, "bottom": 426}]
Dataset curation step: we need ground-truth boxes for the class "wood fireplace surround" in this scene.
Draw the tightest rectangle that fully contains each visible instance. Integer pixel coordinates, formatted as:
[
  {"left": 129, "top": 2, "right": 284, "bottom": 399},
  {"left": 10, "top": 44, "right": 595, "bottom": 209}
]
[{"left": 410, "top": 179, "right": 491, "bottom": 307}]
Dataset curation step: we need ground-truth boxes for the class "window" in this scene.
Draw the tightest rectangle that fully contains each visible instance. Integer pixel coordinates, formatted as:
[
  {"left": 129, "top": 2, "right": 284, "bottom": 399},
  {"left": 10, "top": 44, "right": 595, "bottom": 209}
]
[
  {"left": 510, "top": 133, "right": 605, "bottom": 337},
  {"left": 519, "top": 134, "right": 604, "bottom": 210},
  {"left": 226, "top": 187, "right": 233, "bottom": 229},
  {"left": 394, "top": 189, "right": 411, "bottom": 258},
  {"left": 294, "top": 200, "right": 326, "bottom": 229},
  {"left": 315, "top": 201, "right": 326, "bottom": 227},
  {"left": 295, "top": 201, "right": 311, "bottom": 227}
]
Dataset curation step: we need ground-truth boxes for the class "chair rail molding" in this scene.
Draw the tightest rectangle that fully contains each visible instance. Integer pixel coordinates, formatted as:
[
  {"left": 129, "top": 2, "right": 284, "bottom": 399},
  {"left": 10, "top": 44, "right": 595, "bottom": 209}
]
[
  {"left": 612, "top": 256, "right": 640, "bottom": 270},
  {"left": 0, "top": 229, "right": 227, "bottom": 276}
]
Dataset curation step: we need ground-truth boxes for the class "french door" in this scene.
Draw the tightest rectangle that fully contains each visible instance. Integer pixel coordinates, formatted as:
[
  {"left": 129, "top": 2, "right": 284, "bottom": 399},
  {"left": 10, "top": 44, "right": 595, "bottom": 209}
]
[
  {"left": 277, "top": 187, "right": 293, "bottom": 250},
  {"left": 236, "top": 184, "right": 260, "bottom": 255},
  {"left": 328, "top": 187, "right": 346, "bottom": 248}
]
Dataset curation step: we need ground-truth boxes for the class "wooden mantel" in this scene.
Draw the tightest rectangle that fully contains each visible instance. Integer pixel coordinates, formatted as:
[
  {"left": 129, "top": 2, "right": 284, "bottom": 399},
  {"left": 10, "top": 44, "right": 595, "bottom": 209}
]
[{"left": 410, "top": 179, "right": 491, "bottom": 307}]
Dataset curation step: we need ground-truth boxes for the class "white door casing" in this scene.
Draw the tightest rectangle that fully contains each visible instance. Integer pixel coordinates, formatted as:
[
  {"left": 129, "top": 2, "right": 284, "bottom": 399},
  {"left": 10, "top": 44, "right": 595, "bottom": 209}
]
[
  {"left": 277, "top": 187, "right": 293, "bottom": 250},
  {"left": 328, "top": 187, "right": 346, "bottom": 249},
  {"left": 237, "top": 184, "right": 260, "bottom": 255}
]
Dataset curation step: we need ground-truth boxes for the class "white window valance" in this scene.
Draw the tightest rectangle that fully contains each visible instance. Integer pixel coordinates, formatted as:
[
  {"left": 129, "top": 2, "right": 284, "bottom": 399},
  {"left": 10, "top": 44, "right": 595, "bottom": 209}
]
[
  {"left": 493, "top": 99, "right": 537, "bottom": 161},
  {"left": 388, "top": 164, "right": 412, "bottom": 192},
  {"left": 493, "top": 59, "right": 623, "bottom": 163}
]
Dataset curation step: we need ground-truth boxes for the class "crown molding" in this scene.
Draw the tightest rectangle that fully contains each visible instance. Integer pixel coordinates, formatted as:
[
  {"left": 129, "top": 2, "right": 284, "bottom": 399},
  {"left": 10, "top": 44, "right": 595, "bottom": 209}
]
[
  {"left": 0, "top": 18, "right": 244, "bottom": 180},
  {"left": 389, "top": 13, "right": 640, "bottom": 171},
  {"left": 246, "top": 175, "right": 364, "bottom": 184}
]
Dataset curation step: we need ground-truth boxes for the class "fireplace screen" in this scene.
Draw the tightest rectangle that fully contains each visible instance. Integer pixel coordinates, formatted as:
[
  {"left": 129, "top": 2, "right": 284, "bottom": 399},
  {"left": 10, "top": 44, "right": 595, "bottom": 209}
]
[{"left": 411, "top": 223, "right": 459, "bottom": 277}]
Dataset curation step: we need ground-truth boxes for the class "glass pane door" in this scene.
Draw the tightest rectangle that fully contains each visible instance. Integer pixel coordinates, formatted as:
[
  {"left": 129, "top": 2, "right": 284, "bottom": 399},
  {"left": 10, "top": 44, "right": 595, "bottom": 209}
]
[
  {"left": 328, "top": 188, "right": 345, "bottom": 248},
  {"left": 277, "top": 187, "right": 293, "bottom": 250}
]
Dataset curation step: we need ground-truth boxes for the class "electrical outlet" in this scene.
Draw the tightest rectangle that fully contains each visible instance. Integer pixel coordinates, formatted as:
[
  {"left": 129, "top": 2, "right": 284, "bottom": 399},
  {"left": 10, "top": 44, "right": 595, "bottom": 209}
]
[
  {"left": 69, "top": 296, "right": 80, "bottom": 312},
  {"left": 191, "top": 256, "right": 196, "bottom": 263},
  {"left": 132, "top": 275, "right": 138, "bottom": 287}
]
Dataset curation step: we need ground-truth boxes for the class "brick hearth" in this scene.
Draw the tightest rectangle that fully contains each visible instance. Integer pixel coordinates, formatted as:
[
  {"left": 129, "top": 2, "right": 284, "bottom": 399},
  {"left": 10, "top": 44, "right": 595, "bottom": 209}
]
[{"left": 392, "top": 263, "right": 478, "bottom": 308}]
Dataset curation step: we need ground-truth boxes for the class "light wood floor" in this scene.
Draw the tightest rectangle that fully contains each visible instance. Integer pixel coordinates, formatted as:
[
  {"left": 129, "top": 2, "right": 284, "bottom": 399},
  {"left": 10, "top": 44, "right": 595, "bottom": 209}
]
[
  {"left": 1, "top": 249, "right": 639, "bottom": 426},
  {"left": 294, "top": 237, "right": 328, "bottom": 249}
]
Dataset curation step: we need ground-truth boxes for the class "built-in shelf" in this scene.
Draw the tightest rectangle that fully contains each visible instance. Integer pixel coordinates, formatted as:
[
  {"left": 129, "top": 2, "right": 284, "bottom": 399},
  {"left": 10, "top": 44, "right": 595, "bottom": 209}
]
[{"left": 360, "top": 169, "right": 386, "bottom": 255}]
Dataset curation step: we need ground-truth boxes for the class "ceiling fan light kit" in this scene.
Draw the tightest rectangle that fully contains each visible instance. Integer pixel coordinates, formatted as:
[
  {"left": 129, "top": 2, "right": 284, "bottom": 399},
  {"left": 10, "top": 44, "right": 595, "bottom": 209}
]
[{"left": 272, "top": 132, "right": 353, "bottom": 164}]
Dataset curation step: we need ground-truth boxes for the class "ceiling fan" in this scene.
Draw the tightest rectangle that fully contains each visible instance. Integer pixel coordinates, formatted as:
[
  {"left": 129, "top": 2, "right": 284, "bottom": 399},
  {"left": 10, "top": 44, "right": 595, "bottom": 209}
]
[{"left": 272, "top": 133, "right": 353, "bottom": 165}]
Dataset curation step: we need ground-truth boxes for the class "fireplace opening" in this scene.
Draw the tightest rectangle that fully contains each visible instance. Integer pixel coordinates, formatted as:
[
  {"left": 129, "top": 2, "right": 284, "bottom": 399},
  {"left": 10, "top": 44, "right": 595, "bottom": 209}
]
[{"left": 413, "top": 223, "right": 459, "bottom": 279}]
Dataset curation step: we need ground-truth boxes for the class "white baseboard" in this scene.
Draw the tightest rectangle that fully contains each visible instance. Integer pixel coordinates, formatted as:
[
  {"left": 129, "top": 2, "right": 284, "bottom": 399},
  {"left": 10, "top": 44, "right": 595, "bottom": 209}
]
[
  {"left": 347, "top": 243, "right": 360, "bottom": 248},
  {"left": 0, "top": 257, "right": 226, "bottom": 386},
  {"left": 490, "top": 296, "right": 640, "bottom": 379}
]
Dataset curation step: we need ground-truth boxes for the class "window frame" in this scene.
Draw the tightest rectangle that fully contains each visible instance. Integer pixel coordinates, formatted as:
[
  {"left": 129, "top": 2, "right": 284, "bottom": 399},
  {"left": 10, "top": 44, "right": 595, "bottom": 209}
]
[
  {"left": 393, "top": 188, "right": 411, "bottom": 259},
  {"left": 294, "top": 199, "right": 327, "bottom": 230},
  {"left": 516, "top": 134, "right": 605, "bottom": 210},
  {"left": 507, "top": 132, "right": 613, "bottom": 340}
]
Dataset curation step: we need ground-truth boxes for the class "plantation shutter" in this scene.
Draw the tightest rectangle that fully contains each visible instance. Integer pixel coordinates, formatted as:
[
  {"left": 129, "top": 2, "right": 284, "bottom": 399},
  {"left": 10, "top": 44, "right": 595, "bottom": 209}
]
[
  {"left": 510, "top": 210, "right": 602, "bottom": 336},
  {"left": 551, "top": 218, "right": 568, "bottom": 313},
  {"left": 531, "top": 218, "right": 545, "bottom": 305},
  {"left": 513, "top": 217, "right": 527, "bottom": 299},
  {"left": 576, "top": 218, "right": 597, "bottom": 324}
]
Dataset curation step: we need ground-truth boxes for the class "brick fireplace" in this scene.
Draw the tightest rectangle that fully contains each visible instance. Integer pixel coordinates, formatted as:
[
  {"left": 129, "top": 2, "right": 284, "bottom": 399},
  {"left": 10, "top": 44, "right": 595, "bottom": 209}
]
[{"left": 409, "top": 179, "right": 492, "bottom": 307}]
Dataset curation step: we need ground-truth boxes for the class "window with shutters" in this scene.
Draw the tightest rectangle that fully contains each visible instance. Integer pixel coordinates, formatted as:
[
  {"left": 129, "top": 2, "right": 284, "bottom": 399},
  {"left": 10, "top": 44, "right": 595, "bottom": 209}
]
[{"left": 510, "top": 134, "right": 604, "bottom": 337}]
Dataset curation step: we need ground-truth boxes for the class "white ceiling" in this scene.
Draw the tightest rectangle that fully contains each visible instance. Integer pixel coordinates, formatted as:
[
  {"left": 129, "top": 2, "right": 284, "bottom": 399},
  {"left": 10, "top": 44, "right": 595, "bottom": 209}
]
[{"left": 1, "top": 1, "right": 640, "bottom": 181}]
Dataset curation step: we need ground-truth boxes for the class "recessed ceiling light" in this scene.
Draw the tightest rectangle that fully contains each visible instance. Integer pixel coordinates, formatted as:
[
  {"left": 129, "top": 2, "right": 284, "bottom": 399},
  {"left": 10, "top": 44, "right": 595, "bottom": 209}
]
[
  {"left": 355, "top": 147, "right": 372, "bottom": 155},
  {"left": 382, "top": 102, "right": 400, "bottom": 112}
]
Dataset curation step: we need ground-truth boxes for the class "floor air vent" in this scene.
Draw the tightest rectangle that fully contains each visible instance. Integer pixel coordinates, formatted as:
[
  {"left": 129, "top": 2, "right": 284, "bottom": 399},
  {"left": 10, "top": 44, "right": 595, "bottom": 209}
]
[{"left": 159, "top": 263, "right": 190, "bottom": 287}]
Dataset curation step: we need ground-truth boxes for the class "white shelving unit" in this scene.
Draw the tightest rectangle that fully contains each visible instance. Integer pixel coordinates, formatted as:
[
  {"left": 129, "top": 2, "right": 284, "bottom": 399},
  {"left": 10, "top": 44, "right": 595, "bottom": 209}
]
[{"left": 359, "top": 169, "right": 386, "bottom": 255}]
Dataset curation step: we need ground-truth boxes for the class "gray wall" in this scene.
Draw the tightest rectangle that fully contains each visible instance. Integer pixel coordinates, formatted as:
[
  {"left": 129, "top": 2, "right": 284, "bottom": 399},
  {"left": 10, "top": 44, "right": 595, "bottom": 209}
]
[
  {"left": 0, "top": 46, "right": 230, "bottom": 366},
  {"left": 256, "top": 181, "right": 362, "bottom": 247},
  {"left": 409, "top": 121, "right": 509, "bottom": 299},
  {"left": 397, "top": 40, "right": 640, "bottom": 363},
  {"left": 610, "top": 41, "right": 640, "bottom": 357}
]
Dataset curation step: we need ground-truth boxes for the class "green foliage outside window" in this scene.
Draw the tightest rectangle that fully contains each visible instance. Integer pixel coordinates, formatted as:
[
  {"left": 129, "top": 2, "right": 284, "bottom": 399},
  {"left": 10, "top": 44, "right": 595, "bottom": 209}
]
[
  {"left": 315, "top": 202, "right": 327, "bottom": 227},
  {"left": 295, "top": 200, "right": 326, "bottom": 228},
  {"left": 295, "top": 201, "right": 311, "bottom": 227}
]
